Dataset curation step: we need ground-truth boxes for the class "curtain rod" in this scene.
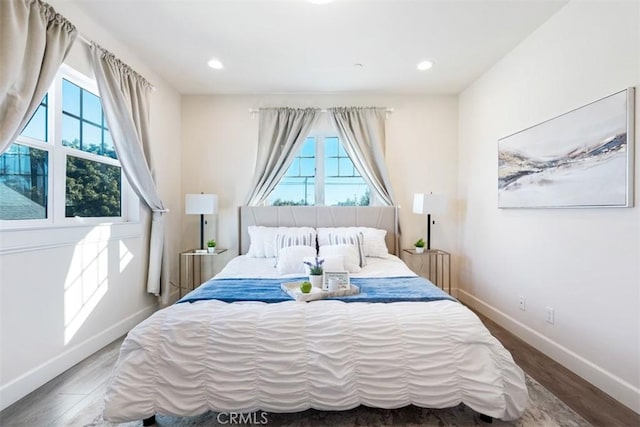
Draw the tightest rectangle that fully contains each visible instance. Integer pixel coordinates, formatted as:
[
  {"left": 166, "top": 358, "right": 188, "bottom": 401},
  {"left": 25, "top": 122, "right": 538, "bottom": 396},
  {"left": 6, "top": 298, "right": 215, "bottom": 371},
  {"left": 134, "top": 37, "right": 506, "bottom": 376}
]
[
  {"left": 248, "top": 108, "right": 394, "bottom": 114},
  {"left": 77, "top": 33, "right": 91, "bottom": 46},
  {"left": 75, "top": 32, "right": 156, "bottom": 91}
]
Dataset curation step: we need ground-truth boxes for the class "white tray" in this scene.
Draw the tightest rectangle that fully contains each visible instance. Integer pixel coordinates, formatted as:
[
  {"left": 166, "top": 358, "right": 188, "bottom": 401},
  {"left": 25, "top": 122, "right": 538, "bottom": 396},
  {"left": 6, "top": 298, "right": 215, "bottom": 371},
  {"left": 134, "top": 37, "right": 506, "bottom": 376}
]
[{"left": 281, "top": 281, "right": 360, "bottom": 302}]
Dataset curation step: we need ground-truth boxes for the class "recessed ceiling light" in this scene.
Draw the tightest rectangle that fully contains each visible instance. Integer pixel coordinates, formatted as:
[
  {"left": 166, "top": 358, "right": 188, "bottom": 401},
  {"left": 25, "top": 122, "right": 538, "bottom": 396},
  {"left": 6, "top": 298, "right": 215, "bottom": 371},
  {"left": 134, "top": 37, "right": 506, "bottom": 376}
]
[
  {"left": 207, "top": 58, "right": 224, "bottom": 70},
  {"left": 417, "top": 60, "right": 434, "bottom": 71}
]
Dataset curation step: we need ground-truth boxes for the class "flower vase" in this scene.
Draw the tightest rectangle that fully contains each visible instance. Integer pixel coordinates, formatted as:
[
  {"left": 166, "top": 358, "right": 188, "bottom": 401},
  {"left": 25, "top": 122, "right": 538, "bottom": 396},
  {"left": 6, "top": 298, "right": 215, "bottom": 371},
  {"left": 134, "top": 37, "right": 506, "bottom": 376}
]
[
  {"left": 415, "top": 247, "right": 424, "bottom": 254},
  {"left": 207, "top": 247, "right": 216, "bottom": 254},
  {"left": 309, "top": 274, "right": 323, "bottom": 289}
]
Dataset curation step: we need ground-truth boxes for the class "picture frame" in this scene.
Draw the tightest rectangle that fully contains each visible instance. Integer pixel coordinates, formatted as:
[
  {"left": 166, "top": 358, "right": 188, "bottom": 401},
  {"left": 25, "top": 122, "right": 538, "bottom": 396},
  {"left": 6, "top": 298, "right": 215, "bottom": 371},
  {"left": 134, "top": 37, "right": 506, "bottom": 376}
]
[
  {"left": 498, "top": 87, "right": 635, "bottom": 208},
  {"left": 322, "top": 271, "right": 350, "bottom": 291}
]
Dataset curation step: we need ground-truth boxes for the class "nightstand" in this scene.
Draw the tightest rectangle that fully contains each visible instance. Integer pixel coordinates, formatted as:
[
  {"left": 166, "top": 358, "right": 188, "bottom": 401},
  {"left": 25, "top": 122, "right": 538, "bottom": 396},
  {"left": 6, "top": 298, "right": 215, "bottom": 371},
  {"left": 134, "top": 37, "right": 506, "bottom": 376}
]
[
  {"left": 403, "top": 248, "right": 451, "bottom": 294},
  {"left": 179, "top": 248, "right": 230, "bottom": 297}
]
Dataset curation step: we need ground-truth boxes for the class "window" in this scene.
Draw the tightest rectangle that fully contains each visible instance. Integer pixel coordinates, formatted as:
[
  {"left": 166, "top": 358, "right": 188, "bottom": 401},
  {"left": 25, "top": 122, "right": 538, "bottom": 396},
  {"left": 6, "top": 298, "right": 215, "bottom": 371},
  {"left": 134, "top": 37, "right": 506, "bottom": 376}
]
[
  {"left": 0, "top": 95, "right": 49, "bottom": 221},
  {"left": 323, "top": 137, "right": 370, "bottom": 206},
  {"left": 269, "top": 138, "right": 316, "bottom": 206},
  {"left": 61, "top": 79, "right": 115, "bottom": 158},
  {"left": 0, "top": 144, "right": 48, "bottom": 220},
  {"left": 0, "top": 65, "right": 132, "bottom": 226},
  {"left": 267, "top": 135, "right": 370, "bottom": 206}
]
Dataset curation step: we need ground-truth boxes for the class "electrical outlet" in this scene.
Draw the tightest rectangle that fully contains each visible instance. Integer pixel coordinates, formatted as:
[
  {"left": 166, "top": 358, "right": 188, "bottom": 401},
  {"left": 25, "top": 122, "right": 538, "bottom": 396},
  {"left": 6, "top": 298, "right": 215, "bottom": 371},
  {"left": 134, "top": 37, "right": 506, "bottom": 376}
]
[
  {"left": 546, "top": 307, "right": 555, "bottom": 324},
  {"left": 519, "top": 296, "right": 526, "bottom": 311}
]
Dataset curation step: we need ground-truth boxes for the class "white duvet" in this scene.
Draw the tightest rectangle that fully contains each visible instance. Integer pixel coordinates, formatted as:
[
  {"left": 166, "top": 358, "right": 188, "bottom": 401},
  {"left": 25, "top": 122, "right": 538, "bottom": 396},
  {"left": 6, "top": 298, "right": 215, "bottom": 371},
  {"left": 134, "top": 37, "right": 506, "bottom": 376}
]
[{"left": 103, "top": 257, "right": 528, "bottom": 422}]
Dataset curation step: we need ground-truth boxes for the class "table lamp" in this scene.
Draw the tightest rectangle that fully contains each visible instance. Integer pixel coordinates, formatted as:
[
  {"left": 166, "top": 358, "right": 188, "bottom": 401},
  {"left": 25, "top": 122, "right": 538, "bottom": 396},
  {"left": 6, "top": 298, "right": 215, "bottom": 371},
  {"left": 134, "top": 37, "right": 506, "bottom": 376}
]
[
  {"left": 185, "top": 193, "right": 218, "bottom": 250},
  {"left": 413, "top": 193, "right": 445, "bottom": 250}
]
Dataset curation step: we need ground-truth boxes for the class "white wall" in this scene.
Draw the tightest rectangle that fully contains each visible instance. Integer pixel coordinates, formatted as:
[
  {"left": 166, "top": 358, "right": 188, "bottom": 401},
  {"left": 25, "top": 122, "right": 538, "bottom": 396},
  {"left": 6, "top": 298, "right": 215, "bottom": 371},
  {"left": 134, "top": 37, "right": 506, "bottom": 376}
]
[
  {"left": 0, "top": 1, "right": 182, "bottom": 410},
  {"left": 457, "top": 0, "right": 639, "bottom": 412},
  {"left": 181, "top": 94, "right": 458, "bottom": 265}
]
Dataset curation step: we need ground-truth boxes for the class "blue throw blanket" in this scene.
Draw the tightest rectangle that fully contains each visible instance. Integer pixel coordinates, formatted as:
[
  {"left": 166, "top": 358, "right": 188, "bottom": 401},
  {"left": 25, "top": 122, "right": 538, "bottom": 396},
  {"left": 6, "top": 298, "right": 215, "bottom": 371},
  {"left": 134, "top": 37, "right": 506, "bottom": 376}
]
[{"left": 177, "top": 276, "right": 455, "bottom": 304}]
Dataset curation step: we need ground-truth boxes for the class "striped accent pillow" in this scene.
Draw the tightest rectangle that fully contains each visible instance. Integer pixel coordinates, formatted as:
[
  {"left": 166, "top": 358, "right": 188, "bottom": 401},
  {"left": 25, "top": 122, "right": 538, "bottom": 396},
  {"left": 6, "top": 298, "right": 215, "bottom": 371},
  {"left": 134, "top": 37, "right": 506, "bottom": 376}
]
[
  {"left": 328, "top": 232, "right": 366, "bottom": 268},
  {"left": 275, "top": 232, "right": 316, "bottom": 256}
]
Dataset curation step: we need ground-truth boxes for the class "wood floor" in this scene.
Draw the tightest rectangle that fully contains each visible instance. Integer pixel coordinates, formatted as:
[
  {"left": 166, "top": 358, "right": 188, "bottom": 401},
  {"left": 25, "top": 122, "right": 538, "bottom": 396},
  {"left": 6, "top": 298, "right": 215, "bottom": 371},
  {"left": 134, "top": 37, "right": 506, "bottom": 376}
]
[
  {"left": 474, "top": 312, "right": 639, "bottom": 427},
  {"left": 1, "top": 312, "right": 638, "bottom": 427}
]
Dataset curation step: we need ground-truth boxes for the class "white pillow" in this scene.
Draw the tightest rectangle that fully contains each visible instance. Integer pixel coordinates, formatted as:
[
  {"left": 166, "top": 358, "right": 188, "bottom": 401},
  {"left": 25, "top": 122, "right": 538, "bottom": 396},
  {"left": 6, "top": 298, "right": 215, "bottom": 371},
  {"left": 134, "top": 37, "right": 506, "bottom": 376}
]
[
  {"left": 276, "top": 245, "right": 317, "bottom": 275},
  {"left": 318, "top": 227, "right": 388, "bottom": 258},
  {"left": 247, "top": 226, "right": 316, "bottom": 258},
  {"left": 319, "top": 245, "right": 361, "bottom": 273},
  {"left": 303, "top": 255, "right": 345, "bottom": 275},
  {"left": 326, "top": 231, "right": 366, "bottom": 268},
  {"left": 360, "top": 228, "right": 388, "bottom": 258}
]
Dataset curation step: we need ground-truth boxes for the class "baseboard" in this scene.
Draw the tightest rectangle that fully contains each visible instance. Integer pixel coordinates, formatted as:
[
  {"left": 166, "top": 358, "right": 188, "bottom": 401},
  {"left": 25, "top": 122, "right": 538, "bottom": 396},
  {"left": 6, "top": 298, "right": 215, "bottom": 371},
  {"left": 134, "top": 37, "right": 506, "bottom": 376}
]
[
  {"left": 0, "top": 304, "right": 157, "bottom": 411},
  {"left": 457, "top": 289, "right": 640, "bottom": 414}
]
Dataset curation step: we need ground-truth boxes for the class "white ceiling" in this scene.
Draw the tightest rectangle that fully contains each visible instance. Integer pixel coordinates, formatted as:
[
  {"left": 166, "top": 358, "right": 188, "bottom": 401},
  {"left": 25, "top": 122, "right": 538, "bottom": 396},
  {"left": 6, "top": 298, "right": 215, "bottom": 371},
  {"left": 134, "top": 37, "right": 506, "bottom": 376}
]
[{"left": 71, "top": 0, "right": 567, "bottom": 95}]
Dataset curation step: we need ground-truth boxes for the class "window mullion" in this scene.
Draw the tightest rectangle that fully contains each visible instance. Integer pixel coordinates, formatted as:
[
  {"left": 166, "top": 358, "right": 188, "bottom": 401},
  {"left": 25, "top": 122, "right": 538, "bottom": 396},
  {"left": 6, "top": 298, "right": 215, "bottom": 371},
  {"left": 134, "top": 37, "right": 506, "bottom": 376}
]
[
  {"left": 51, "top": 74, "right": 66, "bottom": 223},
  {"left": 61, "top": 146, "right": 120, "bottom": 166},
  {"left": 101, "top": 109, "right": 105, "bottom": 155},
  {"left": 78, "top": 87, "right": 84, "bottom": 151},
  {"left": 43, "top": 94, "right": 49, "bottom": 144},
  {"left": 316, "top": 135, "right": 325, "bottom": 206}
]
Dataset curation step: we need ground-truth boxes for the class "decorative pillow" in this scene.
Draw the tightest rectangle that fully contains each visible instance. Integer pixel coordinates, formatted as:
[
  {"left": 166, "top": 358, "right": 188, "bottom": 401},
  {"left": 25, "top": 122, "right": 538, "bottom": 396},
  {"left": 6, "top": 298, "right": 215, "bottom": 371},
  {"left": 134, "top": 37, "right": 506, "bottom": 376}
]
[
  {"left": 318, "top": 227, "right": 388, "bottom": 258},
  {"left": 327, "top": 231, "right": 366, "bottom": 268},
  {"left": 247, "top": 226, "right": 316, "bottom": 258},
  {"left": 303, "top": 255, "right": 345, "bottom": 275},
  {"left": 359, "top": 228, "right": 388, "bottom": 258},
  {"left": 319, "top": 245, "right": 361, "bottom": 273},
  {"left": 276, "top": 245, "right": 317, "bottom": 275},
  {"left": 275, "top": 232, "right": 316, "bottom": 256}
]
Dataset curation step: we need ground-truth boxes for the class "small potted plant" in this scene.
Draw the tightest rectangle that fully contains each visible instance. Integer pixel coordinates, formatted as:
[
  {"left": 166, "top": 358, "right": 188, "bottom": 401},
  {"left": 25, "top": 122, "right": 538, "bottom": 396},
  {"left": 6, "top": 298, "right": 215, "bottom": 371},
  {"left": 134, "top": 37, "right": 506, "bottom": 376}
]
[
  {"left": 303, "top": 257, "right": 324, "bottom": 288},
  {"left": 207, "top": 239, "right": 217, "bottom": 254},
  {"left": 414, "top": 238, "right": 425, "bottom": 254}
]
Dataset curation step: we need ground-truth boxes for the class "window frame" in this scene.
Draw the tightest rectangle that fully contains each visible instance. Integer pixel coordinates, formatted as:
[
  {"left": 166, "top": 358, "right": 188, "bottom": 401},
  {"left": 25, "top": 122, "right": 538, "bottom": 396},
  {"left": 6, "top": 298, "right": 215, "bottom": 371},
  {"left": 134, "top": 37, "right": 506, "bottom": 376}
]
[
  {"left": 0, "top": 64, "right": 138, "bottom": 229},
  {"left": 279, "top": 137, "right": 316, "bottom": 206},
  {"left": 321, "top": 135, "right": 372, "bottom": 206},
  {"left": 267, "top": 126, "right": 372, "bottom": 207}
]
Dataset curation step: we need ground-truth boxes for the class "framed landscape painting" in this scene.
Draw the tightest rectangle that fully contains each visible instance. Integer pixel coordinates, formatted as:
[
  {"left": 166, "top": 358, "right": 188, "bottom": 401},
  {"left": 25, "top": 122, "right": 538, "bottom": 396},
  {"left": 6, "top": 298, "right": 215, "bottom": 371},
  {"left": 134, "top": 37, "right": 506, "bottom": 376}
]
[{"left": 498, "top": 88, "right": 635, "bottom": 208}]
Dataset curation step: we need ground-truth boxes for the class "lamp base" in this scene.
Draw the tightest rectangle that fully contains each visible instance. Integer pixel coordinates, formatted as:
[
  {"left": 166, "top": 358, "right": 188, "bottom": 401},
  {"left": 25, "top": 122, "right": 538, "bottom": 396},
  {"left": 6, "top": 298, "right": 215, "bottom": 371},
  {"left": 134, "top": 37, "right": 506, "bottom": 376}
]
[
  {"left": 200, "top": 214, "right": 205, "bottom": 250},
  {"left": 427, "top": 213, "right": 432, "bottom": 250}
]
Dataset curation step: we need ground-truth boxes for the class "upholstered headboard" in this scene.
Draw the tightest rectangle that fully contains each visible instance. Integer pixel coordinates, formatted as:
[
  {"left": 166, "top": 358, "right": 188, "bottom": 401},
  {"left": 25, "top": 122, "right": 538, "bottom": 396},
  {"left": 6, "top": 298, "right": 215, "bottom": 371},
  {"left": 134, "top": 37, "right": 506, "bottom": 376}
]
[{"left": 238, "top": 206, "right": 399, "bottom": 256}]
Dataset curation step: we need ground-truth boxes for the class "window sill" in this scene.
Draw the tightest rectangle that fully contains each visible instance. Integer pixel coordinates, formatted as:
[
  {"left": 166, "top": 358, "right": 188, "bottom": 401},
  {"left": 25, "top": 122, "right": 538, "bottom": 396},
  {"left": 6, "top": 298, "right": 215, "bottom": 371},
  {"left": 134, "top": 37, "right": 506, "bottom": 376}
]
[{"left": 0, "top": 221, "right": 143, "bottom": 255}]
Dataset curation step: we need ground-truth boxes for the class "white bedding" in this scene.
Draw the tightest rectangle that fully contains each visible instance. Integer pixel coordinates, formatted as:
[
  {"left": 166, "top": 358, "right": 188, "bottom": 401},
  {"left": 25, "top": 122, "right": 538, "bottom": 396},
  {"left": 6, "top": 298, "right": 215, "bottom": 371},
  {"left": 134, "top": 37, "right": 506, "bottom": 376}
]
[
  {"left": 216, "top": 254, "right": 418, "bottom": 279},
  {"left": 103, "top": 256, "right": 529, "bottom": 422}
]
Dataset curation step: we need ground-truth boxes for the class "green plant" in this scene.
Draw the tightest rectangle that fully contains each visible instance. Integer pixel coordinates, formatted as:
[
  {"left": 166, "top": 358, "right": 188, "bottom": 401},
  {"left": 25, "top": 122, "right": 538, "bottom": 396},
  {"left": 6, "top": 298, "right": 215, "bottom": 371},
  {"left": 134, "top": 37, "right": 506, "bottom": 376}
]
[
  {"left": 207, "top": 239, "right": 216, "bottom": 248},
  {"left": 304, "top": 257, "right": 324, "bottom": 275},
  {"left": 414, "top": 238, "right": 425, "bottom": 248}
]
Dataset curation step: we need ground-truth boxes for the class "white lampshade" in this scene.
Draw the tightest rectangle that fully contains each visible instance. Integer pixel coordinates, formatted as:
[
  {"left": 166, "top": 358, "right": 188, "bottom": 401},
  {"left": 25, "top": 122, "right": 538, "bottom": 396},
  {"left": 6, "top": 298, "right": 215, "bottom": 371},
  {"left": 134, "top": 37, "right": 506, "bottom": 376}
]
[
  {"left": 413, "top": 193, "right": 445, "bottom": 215},
  {"left": 185, "top": 194, "right": 218, "bottom": 215}
]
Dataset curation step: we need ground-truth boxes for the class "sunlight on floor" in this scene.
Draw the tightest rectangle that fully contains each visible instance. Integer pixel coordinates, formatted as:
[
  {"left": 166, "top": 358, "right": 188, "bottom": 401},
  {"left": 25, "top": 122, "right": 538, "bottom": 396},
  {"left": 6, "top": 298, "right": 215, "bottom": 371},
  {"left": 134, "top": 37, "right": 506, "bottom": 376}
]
[{"left": 63, "top": 227, "right": 110, "bottom": 345}]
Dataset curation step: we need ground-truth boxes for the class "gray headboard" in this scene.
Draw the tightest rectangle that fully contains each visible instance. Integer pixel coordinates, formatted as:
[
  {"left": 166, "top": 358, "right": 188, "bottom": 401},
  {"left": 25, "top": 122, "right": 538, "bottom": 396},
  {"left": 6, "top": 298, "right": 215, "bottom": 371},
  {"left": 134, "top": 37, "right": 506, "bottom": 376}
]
[{"left": 239, "top": 206, "right": 399, "bottom": 256}]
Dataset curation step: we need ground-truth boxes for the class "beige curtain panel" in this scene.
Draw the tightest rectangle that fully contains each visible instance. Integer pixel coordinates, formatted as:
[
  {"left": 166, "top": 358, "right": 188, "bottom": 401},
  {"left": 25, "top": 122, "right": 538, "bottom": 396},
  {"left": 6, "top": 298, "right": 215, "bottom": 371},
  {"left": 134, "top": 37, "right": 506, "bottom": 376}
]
[
  {"left": 90, "top": 43, "right": 169, "bottom": 301},
  {"left": 245, "top": 107, "right": 319, "bottom": 206},
  {"left": 0, "top": 0, "right": 77, "bottom": 154},
  {"left": 328, "top": 107, "right": 396, "bottom": 206}
]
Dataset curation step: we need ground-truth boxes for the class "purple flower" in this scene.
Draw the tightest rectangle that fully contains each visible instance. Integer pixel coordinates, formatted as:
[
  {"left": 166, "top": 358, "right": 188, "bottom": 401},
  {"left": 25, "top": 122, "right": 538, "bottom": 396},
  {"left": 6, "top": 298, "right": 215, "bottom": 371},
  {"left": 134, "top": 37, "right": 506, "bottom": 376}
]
[{"left": 304, "top": 257, "right": 324, "bottom": 275}]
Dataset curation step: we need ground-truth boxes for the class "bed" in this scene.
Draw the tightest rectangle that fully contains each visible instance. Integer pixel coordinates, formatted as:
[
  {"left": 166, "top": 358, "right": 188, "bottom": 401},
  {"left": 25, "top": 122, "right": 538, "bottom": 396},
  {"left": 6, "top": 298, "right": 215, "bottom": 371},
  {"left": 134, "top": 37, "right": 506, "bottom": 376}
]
[{"left": 103, "top": 206, "right": 528, "bottom": 423}]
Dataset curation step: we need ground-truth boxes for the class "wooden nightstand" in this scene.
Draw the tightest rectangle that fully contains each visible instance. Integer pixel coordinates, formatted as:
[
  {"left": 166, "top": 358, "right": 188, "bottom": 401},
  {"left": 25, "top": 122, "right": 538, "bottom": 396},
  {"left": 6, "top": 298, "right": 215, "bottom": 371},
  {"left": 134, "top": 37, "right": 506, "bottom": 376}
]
[
  {"left": 179, "top": 248, "right": 230, "bottom": 297},
  {"left": 402, "top": 248, "right": 451, "bottom": 294}
]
